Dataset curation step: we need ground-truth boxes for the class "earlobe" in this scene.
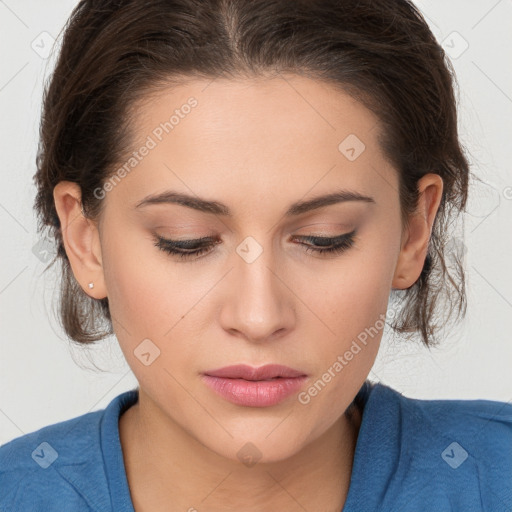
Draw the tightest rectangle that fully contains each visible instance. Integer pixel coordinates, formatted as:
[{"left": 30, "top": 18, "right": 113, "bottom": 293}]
[
  {"left": 53, "top": 181, "right": 107, "bottom": 299},
  {"left": 391, "top": 173, "right": 443, "bottom": 290}
]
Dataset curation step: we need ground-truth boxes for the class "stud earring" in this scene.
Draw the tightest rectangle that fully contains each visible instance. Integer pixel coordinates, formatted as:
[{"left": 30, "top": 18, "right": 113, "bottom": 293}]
[{"left": 88, "top": 282, "right": 94, "bottom": 289}]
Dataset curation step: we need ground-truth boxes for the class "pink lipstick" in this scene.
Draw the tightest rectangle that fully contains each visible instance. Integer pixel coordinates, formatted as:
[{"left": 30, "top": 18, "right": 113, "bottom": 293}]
[{"left": 202, "top": 364, "right": 308, "bottom": 407}]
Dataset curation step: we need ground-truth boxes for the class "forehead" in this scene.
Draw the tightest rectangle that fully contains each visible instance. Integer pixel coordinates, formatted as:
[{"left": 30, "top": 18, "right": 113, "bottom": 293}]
[
  {"left": 113, "top": 74, "right": 397, "bottom": 216},
  {"left": 132, "top": 74, "right": 382, "bottom": 151}
]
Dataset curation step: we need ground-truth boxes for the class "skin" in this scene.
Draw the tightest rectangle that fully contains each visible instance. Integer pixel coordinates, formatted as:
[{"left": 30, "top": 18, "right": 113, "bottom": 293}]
[{"left": 53, "top": 74, "right": 443, "bottom": 512}]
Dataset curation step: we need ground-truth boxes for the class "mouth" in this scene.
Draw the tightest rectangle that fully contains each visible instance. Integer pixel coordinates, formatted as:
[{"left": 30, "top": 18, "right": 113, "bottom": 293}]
[
  {"left": 201, "top": 364, "right": 308, "bottom": 407},
  {"left": 203, "top": 363, "right": 307, "bottom": 380}
]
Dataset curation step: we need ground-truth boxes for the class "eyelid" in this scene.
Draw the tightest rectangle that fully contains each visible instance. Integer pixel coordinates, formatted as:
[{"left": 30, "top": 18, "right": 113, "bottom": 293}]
[
  {"left": 293, "top": 231, "right": 352, "bottom": 240},
  {"left": 152, "top": 229, "right": 357, "bottom": 262},
  {"left": 155, "top": 231, "right": 353, "bottom": 244}
]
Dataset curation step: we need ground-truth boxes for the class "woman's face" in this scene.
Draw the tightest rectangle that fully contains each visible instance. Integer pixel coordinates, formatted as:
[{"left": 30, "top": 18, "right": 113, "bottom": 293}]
[{"left": 96, "top": 75, "right": 404, "bottom": 462}]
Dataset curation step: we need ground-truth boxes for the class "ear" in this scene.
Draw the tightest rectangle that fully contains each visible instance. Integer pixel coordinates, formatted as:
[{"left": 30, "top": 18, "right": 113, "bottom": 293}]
[
  {"left": 392, "top": 173, "right": 444, "bottom": 290},
  {"left": 53, "top": 181, "right": 107, "bottom": 299}
]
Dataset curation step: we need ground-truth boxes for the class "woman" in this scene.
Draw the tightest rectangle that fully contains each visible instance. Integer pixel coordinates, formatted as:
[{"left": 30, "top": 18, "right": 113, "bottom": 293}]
[{"left": 1, "top": 0, "right": 510, "bottom": 510}]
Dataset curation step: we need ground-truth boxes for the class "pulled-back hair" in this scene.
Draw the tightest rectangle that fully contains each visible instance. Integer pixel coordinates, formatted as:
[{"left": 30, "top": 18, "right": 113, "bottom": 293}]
[{"left": 34, "top": 0, "right": 472, "bottom": 348}]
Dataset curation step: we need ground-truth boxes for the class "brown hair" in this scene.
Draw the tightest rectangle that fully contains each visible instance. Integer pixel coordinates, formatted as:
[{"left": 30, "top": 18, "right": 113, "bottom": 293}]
[{"left": 34, "top": 0, "right": 472, "bottom": 348}]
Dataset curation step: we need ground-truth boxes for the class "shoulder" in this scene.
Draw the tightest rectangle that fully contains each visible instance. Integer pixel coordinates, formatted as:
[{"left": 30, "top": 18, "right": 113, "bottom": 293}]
[
  {"left": 375, "top": 380, "right": 512, "bottom": 431},
  {"left": 0, "top": 394, "right": 125, "bottom": 512},
  {"left": 387, "top": 383, "right": 512, "bottom": 457},
  {"left": 0, "top": 406, "right": 103, "bottom": 467},
  {"left": 368, "top": 382, "right": 512, "bottom": 510}
]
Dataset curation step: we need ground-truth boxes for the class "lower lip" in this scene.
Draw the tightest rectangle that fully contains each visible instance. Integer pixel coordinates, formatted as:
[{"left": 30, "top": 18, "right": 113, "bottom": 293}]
[{"left": 201, "top": 375, "right": 308, "bottom": 407}]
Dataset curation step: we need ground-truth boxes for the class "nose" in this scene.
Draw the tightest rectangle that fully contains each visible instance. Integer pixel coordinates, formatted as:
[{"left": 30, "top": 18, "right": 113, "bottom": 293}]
[{"left": 218, "top": 240, "right": 295, "bottom": 344}]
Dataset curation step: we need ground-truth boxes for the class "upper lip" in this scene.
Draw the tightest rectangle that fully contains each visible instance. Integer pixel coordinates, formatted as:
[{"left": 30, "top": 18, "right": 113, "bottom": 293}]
[{"left": 203, "top": 364, "right": 307, "bottom": 381}]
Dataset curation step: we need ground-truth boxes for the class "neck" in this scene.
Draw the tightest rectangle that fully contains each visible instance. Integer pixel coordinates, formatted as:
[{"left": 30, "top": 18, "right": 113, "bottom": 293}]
[{"left": 119, "top": 390, "right": 361, "bottom": 512}]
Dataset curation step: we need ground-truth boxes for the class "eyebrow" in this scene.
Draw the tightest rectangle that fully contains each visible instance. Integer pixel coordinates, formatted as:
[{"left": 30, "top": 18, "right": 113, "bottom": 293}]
[{"left": 134, "top": 188, "right": 376, "bottom": 216}]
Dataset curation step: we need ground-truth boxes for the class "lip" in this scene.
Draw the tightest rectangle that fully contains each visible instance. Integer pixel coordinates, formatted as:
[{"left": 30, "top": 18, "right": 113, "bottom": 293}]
[
  {"left": 203, "top": 364, "right": 307, "bottom": 380},
  {"left": 201, "top": 364, "right": 308, "bottom": 407}
]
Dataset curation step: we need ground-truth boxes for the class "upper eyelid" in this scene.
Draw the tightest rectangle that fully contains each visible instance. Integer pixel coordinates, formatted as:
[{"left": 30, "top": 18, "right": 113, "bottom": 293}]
[
  {"left": 295, "top": 229, "right": 356, "bottom": 238},
  {"left": 153, "top": 231, "right": 357, "bottom": 260},
  {"left": 158, "top": 232, "right": 354, "bottom": 243}
]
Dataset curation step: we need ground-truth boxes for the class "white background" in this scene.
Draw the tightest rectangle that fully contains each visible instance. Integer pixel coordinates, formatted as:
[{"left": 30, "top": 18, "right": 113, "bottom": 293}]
[{"left": 1, "top": 0, "right": 511, "bottom": 445}]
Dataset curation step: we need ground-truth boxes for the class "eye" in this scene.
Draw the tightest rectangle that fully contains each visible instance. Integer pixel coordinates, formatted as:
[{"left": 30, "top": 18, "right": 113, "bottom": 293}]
[
  {"left": 294, "top": 230, "right": 357, "bottom": 256},
  {"left": 153, "top": 235, "right": 220, "bottom": 260},
  {"left": 153, "top": 230, "right": 357, "bottom": 261}
]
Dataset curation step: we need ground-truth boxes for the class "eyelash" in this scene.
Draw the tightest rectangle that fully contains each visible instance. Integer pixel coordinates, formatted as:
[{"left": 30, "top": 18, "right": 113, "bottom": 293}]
[{"left": 152, "top": 230, "right": 357, "bottom": 260}]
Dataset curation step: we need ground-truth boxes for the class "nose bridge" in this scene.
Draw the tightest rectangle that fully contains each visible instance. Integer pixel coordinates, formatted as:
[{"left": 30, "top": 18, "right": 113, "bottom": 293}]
[
  {"left": 235, "top": 233, "right": 281, "bottom": 304},
  {"left": 220, "top": 232, "right": 292, "bottom": 341}
]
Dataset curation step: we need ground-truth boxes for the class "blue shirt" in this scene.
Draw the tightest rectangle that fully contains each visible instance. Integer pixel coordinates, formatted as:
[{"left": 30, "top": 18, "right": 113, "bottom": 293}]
[{"left": 1, "top": 381, "right": 511, "bottom": 511}]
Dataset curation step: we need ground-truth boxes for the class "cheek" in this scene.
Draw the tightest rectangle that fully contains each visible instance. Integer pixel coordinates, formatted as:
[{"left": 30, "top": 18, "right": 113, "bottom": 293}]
[
  {"left": 344, "top": 251, "right": 394, "bottom": 322},
  {"left": 306, "top": 242, "right": 396, "bottom": 339},
  {"left": 101, "top": 228, "right": 190, "bottom": 338},
  {"left": 299, "top": 251, "right": 393, "bottom": 430},
  {"left": 304, "top": 231, "right": 398, "bottom": 379},
  {"left": 101, "top": 232, "right": 203, "bottom": 394}
]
